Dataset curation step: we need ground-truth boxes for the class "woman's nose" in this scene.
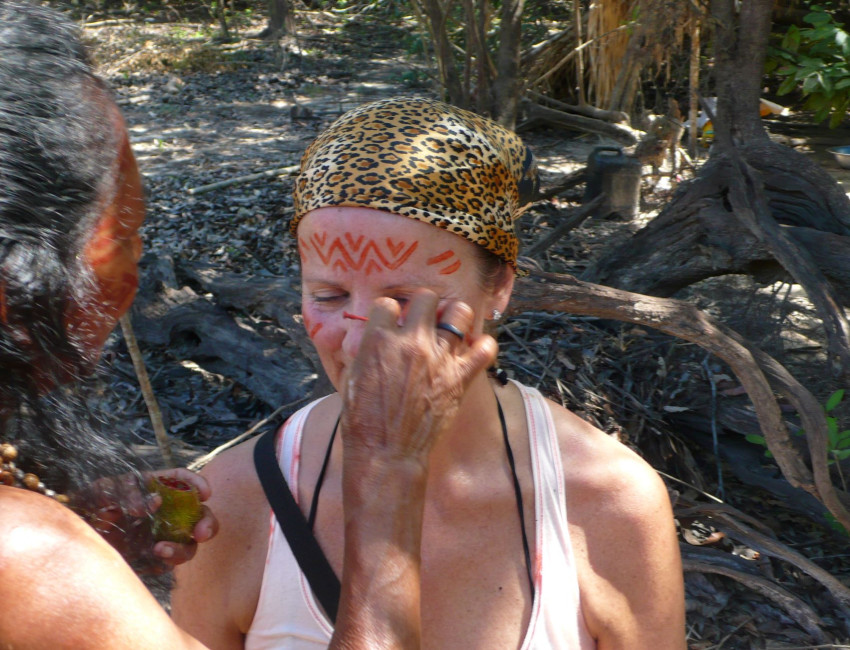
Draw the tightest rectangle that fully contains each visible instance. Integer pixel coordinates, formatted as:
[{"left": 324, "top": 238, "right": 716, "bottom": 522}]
[{"left": 341, "top": 312, "right": 368, "bottom": 361}]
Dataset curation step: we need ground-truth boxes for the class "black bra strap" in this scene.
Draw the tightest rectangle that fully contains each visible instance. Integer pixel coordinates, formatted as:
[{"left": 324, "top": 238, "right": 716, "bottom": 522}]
[{"left": 253, "top": 427, "right": 341, "bottom": 622}]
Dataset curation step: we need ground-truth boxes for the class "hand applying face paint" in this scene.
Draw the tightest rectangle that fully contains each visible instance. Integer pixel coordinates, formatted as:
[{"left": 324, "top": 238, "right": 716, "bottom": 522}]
[{"left": 329, "top": 289, "right": 497, "bottom": 648}]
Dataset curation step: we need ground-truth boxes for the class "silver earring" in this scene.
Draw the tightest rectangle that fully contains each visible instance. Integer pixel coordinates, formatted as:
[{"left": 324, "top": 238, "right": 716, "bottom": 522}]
[{"left": 491, "top": 309, "right": 502, "bottom": 320}]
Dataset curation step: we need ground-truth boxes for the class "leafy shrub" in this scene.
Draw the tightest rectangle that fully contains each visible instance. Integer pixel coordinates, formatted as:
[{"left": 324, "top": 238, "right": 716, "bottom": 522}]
[{"left": 766, "top": 5, "right": 850, "bottom": 128}]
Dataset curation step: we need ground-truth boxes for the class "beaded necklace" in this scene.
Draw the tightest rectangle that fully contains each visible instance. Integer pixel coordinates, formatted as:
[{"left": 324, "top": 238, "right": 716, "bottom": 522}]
[{"left": 0, "top": 441, "right": 69, "bottom": 504}]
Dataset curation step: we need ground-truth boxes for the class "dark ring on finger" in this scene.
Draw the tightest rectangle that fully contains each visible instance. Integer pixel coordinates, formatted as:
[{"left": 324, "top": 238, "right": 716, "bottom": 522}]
[{"left": 436, "top": 322, "right": 464, "bottom": 340}]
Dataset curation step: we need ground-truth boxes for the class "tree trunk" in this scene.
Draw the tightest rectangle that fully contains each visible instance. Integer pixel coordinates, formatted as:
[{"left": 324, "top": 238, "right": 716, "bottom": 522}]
[
  {"left": 264, "top": 0, "right": 294, "bottom": 39},
  {"left": 414, "top": 0, "right": 466, "bottom": 106},
  {"left": 710, "top": 0, "right": 772, "bottom": 150},
  {"left": 490, "top": 0, "right": 524, "bottom": 126}
]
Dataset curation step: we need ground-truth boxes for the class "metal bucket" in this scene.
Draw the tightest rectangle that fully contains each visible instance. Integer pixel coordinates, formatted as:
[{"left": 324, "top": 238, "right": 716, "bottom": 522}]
[{"left": 582, "top": 146, "right": 641, "bottom": 219}]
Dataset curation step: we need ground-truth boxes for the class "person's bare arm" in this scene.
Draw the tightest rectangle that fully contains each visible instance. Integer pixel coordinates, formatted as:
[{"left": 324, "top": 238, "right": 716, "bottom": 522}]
[
  {"left": 171, "top": 442, "right": 269, "bottom": 650},
  {"left": 330, "top": 290, "right": 497, "bottom": 649},
  {"left": 0, "top": 488, "right": 207, "bottom": 650}
]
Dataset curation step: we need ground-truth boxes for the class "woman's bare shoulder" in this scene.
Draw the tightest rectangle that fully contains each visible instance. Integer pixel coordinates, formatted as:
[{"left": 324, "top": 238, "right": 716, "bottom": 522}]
[{"left": 544, "top": 397, "right": 670, "bottom": 520}]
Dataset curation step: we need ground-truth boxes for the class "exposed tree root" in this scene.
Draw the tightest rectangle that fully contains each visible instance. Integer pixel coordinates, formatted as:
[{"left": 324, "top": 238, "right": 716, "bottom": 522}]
[{"left": 509, "top": 269, "right": 850, "bottom": 531}]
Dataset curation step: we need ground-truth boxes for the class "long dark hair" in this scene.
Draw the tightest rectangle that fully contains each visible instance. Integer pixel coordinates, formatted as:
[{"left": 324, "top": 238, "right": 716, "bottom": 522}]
[{"left": 0, "top": 1, "right": 161, "bottom": 575}]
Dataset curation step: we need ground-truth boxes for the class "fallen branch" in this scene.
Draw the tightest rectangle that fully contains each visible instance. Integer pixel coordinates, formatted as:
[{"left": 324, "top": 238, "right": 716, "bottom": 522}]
[
  {"left": 187, "top": 164, "right": 299, "bottom": 195},
  {"left": 680, "top": 500, "right": 850, "bottom": 619},
  {"left": 527, "top": 90, "right": 629, "bottom": 124},
  {"left": 682, "top": 558, "right": 830, "bottom": 643},
  {"left": 525, "top": 194, "right": 603, "bottom": 258},
  {"left": 187, "top": 397, "right": 307, "bottom": 471},
  {"left": 537, "top": 167, "right": 587, "bottom": 201},
  {"left": 516, "top": 100, "right": 641, "bottom": 146},
  {"left": 726, "top": 151, "right": 850, "bottom": 375},
  {"left": 508, "top": 269, "right": 850, "bottom": 531}
]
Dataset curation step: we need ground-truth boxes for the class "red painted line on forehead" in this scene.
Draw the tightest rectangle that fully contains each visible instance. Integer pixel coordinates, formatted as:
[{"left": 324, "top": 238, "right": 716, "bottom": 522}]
[
  {"left": 439, "top": 260, "right": 462, "bottom": 275},
  {"left": 426, "top": 250, "right": 455, "bottom": 265},
  {"left": 426, "top": 249, "right": 461, "bottom": 275}
]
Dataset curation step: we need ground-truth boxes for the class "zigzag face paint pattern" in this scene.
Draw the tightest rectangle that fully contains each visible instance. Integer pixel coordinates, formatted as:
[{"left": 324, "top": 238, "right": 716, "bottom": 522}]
[{"left": 300, "top": 233, "right": 419, "bottom": 275}]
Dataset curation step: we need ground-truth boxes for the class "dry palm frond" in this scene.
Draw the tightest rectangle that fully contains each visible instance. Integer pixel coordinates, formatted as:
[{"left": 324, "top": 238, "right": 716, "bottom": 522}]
[{"left": 586, "top": 0, "right": 707, "bottom": 113}]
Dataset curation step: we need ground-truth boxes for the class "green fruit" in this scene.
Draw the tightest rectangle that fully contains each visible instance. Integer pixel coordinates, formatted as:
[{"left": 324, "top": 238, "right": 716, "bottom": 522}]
[{"left": 148, "top": 476, "right": 202, "bottom": 544}]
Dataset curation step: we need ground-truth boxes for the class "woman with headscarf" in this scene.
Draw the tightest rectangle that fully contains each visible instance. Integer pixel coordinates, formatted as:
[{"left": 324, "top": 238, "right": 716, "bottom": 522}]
[
  {"left": 173, "top": 97, "right": 686, "bottom": 649},
  {"left": 0, "top": 5, "right": 478, "bottom": 647}
]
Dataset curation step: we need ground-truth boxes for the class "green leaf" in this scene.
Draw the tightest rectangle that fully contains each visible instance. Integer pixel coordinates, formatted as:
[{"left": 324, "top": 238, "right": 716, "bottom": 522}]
[
  {"left": 807, "top": 93, "right": 830, "bottom": 110},
  {"left": 832, "top": 448, "right": 850, "bottom": 460},
  {"left": 805, "top": 10, "right": 833, "bottom": 27},
  {"left": 828, "top": 417, "right": 840, "bottom": 447},
  {"left": 778, "top": 76, "right": 799, "bottom": 96},
  {"left": 825, "top": 389, "right": 845, "bottom": 412},
  {"left": 745, "top": 434, "right": 767, "bottom": 447}
]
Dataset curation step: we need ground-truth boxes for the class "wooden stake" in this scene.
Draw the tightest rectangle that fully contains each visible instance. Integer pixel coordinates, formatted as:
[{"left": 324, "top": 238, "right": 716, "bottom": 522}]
[
  {"left": 688, "top": 22, "right": 701, "bottom": 159},
  {"left": 120, "top": 313, "right": 175, "bottom": 468}
]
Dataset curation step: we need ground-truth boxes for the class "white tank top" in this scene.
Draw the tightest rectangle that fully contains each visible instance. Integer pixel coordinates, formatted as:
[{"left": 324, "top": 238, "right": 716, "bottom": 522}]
[{"left": 245, "top": 381, "right": 595, "bottom": 649}]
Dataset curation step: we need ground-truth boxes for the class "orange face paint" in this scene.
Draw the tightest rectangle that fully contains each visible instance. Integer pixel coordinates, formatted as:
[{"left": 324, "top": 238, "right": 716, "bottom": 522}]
[
  {"left": 343, "top": 312, "right": 369, "bottom": 322},
  {"left": 64, "top": 101, "right": 146, "bottom": 361},
  {"left": 426, "top": 249, "right": 462, "bottom": 275},
  {"left": 299, "top": 232, "right": 418, "bottom": 275}
]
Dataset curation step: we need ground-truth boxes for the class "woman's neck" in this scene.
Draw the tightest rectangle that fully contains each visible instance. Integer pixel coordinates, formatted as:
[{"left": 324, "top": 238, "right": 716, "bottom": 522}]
[{"left": 426, "top": 372, "right": 505, "bottom": 473}]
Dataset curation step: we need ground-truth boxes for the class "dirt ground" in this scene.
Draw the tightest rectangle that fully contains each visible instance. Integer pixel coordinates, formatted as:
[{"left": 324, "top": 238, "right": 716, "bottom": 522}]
[{"left": 76, "top": 7, "right": 850, "bottom": 648}]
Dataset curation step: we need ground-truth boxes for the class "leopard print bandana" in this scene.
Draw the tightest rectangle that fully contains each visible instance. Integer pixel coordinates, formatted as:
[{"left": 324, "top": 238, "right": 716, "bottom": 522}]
[{"left": 291, "top": 96, "right": 538, "bottom": 268}]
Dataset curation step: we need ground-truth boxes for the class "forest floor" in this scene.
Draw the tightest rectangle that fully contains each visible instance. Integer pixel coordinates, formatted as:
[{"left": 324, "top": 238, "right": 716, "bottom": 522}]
[{"left": 74, "top": 4, "right": 850, "bottom": 648}]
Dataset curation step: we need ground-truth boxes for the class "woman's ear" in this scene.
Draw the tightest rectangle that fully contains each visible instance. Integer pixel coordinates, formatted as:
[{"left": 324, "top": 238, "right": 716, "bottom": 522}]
[{"left": 489, "top": 267, "right": 515, "bottom": 316}]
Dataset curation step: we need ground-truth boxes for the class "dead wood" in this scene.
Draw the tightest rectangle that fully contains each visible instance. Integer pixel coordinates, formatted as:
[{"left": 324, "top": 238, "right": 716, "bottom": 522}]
[
  {"left": 179, "top": 262, "right": 331, "bottom": 397},
  {"left": 725, "top": 151, "right": 850, "bottom": 376},
  {"left": 526, "top": 90, "right": 629, "bottom": 124},
  {"left": 186, "top": 164, "right": 299, "bottom": 195},
  {"left": 130, "top": 255, "right": 318, "bottom": 410},
  {"left": 120, "top": 313, "right": 175, "bottom": 468},
  {"left": 537, "top": 167, "right": 587, "bottom": 201},
  {"left": 680, "top": 501, "right": 850, "bottom": 622},
  {"left": 679, "top": 543, "right": 764, "bottom": 576},
  {"left": 681, "top": 558, "right": 831, "bottom": 643},
  {"left": 669, "top": 408, "right": 830, "bottom": 525},
  {"left": 585, "top": 143, "right": 850, "bottom": 302},
  {"left": 524, "top": 194, "right": 603, "bottom": 258},
  {"left": 516, "top": 99, "right": 640, "bottom": 145},
  {"left": 509, "top": 269, "right": 850, "bottom": 531}
]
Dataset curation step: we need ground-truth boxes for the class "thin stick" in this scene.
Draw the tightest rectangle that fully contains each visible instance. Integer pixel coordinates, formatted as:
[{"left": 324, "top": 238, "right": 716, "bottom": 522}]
[
  {"left": 187, "top": 397, "right": 307, "bottom": 471},
  {"left": 187, "top": 164, "right": 299, "bottom": 195},
  {"left": 119, "top": 313, "right": 175, "bottom": 468},
  {"left": 573, "top": 0, "right": 586, "bottom": 106}
]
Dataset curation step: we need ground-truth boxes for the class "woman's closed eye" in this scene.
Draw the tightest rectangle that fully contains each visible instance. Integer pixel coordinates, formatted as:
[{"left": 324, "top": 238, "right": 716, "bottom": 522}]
[{"left": 311, "top": 291, "right": 348, "bottom": 304}]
